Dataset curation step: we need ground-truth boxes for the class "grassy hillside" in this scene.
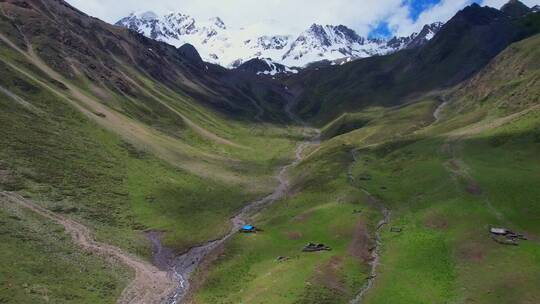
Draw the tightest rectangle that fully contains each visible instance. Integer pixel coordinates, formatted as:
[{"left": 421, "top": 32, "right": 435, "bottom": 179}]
[
  {"left": 0, "top": 199, "right": 132, "bottom": 303},
  {"left": 192, "top": 34, "right": 540, "bottom": 304}
]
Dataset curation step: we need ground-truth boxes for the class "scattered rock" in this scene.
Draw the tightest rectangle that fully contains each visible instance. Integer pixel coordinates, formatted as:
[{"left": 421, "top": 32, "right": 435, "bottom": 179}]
[
  {"left": 489, "top": 227, "right": 527, "bottom": 245},
  {"left": 491, "top": 235, "right": 518, "bottom": 246},
  {"left": 358, "top": 174, "right": 372, "bottom": 181},
  {"left": 303, "top": 243, "right": 331, "bottom": 252},
  {"left": 276, "top": 256, "right": 290, "bottom": 262},
  {"left": 390, "top": 227, "right": 402, "bottom": 233}
]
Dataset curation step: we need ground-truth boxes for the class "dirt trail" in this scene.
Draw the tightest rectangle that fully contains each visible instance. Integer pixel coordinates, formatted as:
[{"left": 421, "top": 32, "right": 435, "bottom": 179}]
[
  {"left": 0, "top": 191, "right": 176, "bottom": 304},
  {"left": 348, "top": 150, "right": 390, "bottom": 304},
  {"left": 436, "top": 98, "right": 540, "bottom": 226},
  {"left": 443, "top": 138, "right": 506, "bottom": 221},
  {"left": 433, "top": 97, "right": 449, "bottom": 123},
  {"left": 162, "top": 100, "right": 320, "bottom": 304},
  {"left": 442, "top": 134, "right": 540, "bottom": 246},
  {"left": 0, "top": 84, "right": 43, "bottom": 114},
  {"left": 442, "top": 104, "right": 540, "bottom": 221}
]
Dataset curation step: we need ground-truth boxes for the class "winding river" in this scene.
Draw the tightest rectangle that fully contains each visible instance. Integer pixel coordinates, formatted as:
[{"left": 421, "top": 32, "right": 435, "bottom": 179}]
[{"left": 161, "top": 100, "right": 320, "bottom": 304}]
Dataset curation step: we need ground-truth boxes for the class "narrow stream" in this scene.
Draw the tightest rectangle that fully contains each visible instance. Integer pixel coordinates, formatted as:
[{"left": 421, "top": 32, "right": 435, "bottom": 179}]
[
  {"left": 161, "top": 100, "right": 320, "bottom": 304},
  {"left": 348, "top": 150, "right": 391, "bottom": 304}
]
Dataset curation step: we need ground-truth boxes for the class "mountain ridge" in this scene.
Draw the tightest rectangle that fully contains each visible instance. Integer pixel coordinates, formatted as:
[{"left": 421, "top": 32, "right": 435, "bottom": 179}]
[
  {"left": 289, "top": 1, "right": 540, "bottom": 122},
  {"left": 115, "top": 11, "right": 443, "bottom": 69}
]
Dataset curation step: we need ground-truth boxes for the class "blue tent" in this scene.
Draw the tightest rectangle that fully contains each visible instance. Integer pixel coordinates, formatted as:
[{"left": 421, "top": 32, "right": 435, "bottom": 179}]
[{"left": 241, "top": 225, "right": 255, "bottom": 232}]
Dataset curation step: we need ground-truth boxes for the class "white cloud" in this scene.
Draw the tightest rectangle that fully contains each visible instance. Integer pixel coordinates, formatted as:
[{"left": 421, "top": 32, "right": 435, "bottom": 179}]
[
  {"left": 389, "top": 0, "right": 474, "bottom": 36},
  {"left": 66, "top": 0, "right": 540, "bottom": 37},
  {"left": 388, "top": 0, "right": 539, "bottom": 36}
]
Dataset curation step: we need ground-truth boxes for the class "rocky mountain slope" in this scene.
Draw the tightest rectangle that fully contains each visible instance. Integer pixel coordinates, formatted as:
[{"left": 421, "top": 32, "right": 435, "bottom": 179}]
[
  {"left": 17, "top": 5, "right": 286, "bottom": 118},
  {"left": 116, "top": 11, "right": 442, "bottom": 68},
  {"left": 289, "top": 2, "right": 540, "bottom": 123}
]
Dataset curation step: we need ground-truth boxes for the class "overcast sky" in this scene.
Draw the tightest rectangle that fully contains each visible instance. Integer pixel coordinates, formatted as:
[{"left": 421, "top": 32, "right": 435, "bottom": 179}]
[{"left": 66, "top": 0, "right": 540, "bottom": 37}]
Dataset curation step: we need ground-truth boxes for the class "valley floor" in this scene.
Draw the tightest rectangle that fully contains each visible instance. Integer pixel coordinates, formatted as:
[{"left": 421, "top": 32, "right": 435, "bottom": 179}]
[
  {"left": 189, "top": 92, "right": 540, "bottom": 303},
  {"left": 0, "top": 2, "right": 539, "bottom": 303}
]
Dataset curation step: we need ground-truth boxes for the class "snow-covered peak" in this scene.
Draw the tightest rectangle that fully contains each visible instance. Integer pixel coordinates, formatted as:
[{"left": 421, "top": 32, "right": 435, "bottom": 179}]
[
  {"left": 281, "top": 24, "right": 394, "bottom": 66},
  {"left": 303, "top": 24, "right": 362, "bottom": 46},
  {"left": 116, "top": 12, "right": 443, "bottom": 70}
]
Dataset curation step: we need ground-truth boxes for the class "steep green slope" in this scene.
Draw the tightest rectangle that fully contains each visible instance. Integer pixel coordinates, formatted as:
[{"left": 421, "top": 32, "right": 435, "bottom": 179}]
[{"left": 0, "top": 200, "right": 131, "bottom": 303}]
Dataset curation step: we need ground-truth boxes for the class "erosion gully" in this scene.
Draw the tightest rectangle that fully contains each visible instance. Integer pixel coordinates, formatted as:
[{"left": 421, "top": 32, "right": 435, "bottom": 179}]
[{"left": 154, "top": 101, "right": 320, "bottom": 304}]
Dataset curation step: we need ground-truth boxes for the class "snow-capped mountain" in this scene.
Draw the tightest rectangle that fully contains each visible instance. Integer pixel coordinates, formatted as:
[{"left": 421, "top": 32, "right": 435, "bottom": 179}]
[
  {"left": 281, "top": 24, "right": 388, "bottom": 66},
  {"left": 116, "top": 11, "right": 443, "bottom": 69}
]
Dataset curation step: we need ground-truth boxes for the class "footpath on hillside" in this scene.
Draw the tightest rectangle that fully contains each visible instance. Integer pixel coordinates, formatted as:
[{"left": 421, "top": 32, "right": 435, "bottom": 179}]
[{"left": 0, "top": 191, "right": 176, "bottom": 304}]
